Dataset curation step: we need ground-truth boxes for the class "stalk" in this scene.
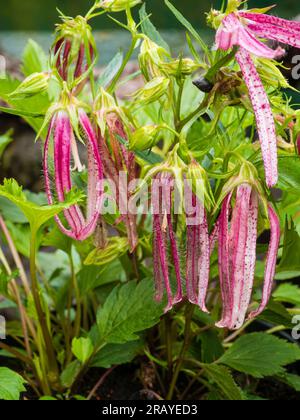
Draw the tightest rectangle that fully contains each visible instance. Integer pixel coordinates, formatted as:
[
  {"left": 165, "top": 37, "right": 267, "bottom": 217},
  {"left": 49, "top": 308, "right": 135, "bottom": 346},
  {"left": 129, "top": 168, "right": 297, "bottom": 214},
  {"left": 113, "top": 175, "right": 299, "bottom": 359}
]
[
  {"left": 0, "top": 215, "right": 30, "bottom": 295},
  {"left": 166, "top": 304, "right": 194, "bottom": 400},
  {"left": 29, "top": 228, "right": 59, "bottom": 384},
  {"left": 108, "top": 36, "right": 138, "bottom": 94},
  {"left": 69, "top": 253, "right": 82, "bottom": 339}
]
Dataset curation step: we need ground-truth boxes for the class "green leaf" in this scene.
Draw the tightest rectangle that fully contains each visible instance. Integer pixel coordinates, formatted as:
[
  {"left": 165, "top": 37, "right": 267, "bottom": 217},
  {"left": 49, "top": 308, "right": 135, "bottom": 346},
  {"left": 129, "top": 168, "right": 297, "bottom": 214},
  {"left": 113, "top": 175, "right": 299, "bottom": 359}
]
[
  {"left": 164, "top": 0, "right": 209, "bottom": 56},
  {"left": 72, "top": 337, "right": 94, "bottom": 364},
  {"left": 279, "top": 373, "right": 300, "bottom": 392},
  {"left": 78, "top": 259, "right": 126, "bottom": 295},
  {"left": 258, "top": 300, "right": 293, "bottom": 329},
  {"left": 273, "top": 283, "right": 300, "bottom": 306},
  {"left": 0, "top": 368, "right": 26, "bottom": 400},
  {"left": 42, "top": 226, "right": 73, "bottom": 254},
  {"left": 22, "top": 39, "right": 48, "bottom": 76},
  {"left": 92, "top": 339, "right": 144, "bottom": 368},
  {"left": 0, "top": 179, "right": 83, "bottom": 232},
  {"left": 0, "top": 105, "right": 44, "bottom": 118},
  {"left": 0, "top": 197, "right": 27, "bottom": 224},
  {"left": 97, "top": 52, "right": 124, "bottom": 89},
  {"left": 204, "top": 364, "right": 245, "bottom": 401},
  {"left": 97, "top": 278, "right": 164, "bottom": 344},
  {"left": 0, "top": 268, "right": 17, "bottom": 296},
  {"left": 277, "top": 156, "right": 300, "bottom": 194},
  {"left": 219, "top": 333, "right": 300, "bottom": 378},
  {"left": 199, "top": 330, "right": 224, "bottom": 364},
  {"left": 60, "top": 360, "right": 81, "bottom": 388},
  {"left": 0, "top": 131, "right": 13, "bottom": 158},
  {"left": 277, "top": 219, "right": 300, "bottom": 279},
  {"left": 139, "top": 4, "right": 170, "bottom": 52}
]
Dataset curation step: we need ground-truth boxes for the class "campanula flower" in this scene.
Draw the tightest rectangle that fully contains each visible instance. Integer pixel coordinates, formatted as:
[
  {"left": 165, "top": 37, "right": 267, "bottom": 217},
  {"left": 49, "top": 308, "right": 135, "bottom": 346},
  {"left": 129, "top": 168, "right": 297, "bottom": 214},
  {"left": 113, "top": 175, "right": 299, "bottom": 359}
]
[
  {"left": 216, "top": 184, "right": 280, "bottom": 330},
  {"left": 43, "top": 107, "right": 104, "bottom": 241}
]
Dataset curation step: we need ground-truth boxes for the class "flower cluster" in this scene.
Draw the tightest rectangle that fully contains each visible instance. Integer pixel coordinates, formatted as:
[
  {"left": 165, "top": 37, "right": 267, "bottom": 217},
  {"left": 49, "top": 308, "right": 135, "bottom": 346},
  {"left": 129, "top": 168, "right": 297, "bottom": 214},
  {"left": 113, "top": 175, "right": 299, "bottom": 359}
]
[
  {"left": 214, "top": 8, "right": 300, "bottom": 187},
  {"left": 36, "top": 2, "right": 292, "bottom": 330}
]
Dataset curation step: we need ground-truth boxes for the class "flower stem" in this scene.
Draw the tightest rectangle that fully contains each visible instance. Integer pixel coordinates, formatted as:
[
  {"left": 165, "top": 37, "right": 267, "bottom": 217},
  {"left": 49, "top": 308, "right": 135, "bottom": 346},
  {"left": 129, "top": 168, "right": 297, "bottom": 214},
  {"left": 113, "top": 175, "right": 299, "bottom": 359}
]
[
  {"left": 29, "top": 227, "right": 59, "bottom": 385},
  {"left": 108, "top": 36, "right": 137, "bottom": 94},
  {"left": 166, "top": 304, "right": 194, "bottom": 400}
]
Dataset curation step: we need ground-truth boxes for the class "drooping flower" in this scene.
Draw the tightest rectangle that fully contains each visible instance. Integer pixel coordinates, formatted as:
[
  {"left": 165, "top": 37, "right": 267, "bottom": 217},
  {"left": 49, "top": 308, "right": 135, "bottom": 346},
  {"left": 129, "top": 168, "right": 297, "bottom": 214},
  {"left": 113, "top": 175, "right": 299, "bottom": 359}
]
[
  {"left": 216, "top": 183, "right": 280, "bottom": 330},
  {"left": 185, "top": 190, "right": 210, "bottom": 312},
  {"left": 152, "top": 173, "right": 183, "bottom": 313},
  {"left": 43, "top": 107, "right": 104, "bottom": 241},
  {"left": 215, "top": 8, "right": 300, "bottom": 187},
  {"left": 94, "top": 90, "right": 139, "bottom": 252}
]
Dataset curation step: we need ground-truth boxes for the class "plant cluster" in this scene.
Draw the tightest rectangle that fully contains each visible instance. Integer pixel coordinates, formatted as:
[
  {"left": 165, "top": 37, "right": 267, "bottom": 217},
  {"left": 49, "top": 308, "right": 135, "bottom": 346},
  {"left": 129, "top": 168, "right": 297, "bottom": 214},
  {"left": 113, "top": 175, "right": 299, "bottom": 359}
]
[{"left": 0, "top": 0, "right": 300, "bottom": 400}]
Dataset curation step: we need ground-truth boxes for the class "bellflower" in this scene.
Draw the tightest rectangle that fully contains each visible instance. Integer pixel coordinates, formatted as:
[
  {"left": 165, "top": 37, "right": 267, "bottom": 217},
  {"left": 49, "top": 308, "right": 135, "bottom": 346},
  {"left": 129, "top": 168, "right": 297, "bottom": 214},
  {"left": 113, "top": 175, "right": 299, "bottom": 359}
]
[
  {"left": 216, "top": 183, "right": 280, "bottom": 330},
  {"left": 43, "top": 106, "right": 104, "bottom": 241},
  {"left": 152, "top": 173, "right": 183, "bottom": 313},
  {"left": 53, "top": 15, "right": 96, "bottom": 84},
  {"left": 215, "top": 8, "right": 300, "bottom": 187},
  {"left": 94, "top": 90, "right": 139, "bottom": 252},
  {"left": 185, "top": 191, "right": 210, "bottom": 312}
]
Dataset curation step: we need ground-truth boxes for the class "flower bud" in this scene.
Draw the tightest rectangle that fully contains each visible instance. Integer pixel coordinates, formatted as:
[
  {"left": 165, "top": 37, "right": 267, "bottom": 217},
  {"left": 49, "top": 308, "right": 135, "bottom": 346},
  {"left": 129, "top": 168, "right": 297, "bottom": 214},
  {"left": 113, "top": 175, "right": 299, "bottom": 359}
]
[
  {"left": 9, "top": 72, "right": 50, "bottom": 99},
  {"left": 132, "top": 77, "right": 170, "bottom": 105},
  {"left": 97, "top": 0, "right": 141, "bottom": 12},
  {"left": 52, "top": 15, "right": 96, "bottom": 84},
  {"left": 139, "top": 37, "right": 170, "bottom": 80},
  {"left": 130, "top": 125, "right": 161, "bottom": 151},
  {"left": 159, "top": 58, "right": 199, "bottom": 77}
]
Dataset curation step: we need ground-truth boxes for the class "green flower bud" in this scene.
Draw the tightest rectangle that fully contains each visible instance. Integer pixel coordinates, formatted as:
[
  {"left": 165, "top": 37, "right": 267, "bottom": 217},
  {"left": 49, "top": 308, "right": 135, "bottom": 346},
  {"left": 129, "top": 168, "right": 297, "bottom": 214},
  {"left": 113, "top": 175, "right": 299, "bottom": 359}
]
[
  {"left": 130, "top": 125, "right": 161, "bottom": 151},
  {"left": 9, "top": 72, "right": 50, "bottom": 99},
  {"left": 159, "top": 58, "right": 200, "bottom": 77},
  {"left": 132, "top": 77, "right": 170, "bottom": 105},
  {"left": 139, "top": 37, "right": 170, "bottom": 80},
  {"left": 97, "top": 0, "right": 141, "bottom": 12}
]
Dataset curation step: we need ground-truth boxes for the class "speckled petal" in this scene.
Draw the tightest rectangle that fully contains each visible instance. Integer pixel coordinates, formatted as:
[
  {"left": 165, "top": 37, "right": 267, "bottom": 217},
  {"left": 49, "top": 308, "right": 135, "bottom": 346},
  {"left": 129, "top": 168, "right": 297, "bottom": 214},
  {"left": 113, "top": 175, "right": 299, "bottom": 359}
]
[{"left": 235, "top": 48, "right": 278, "bottom": 187}]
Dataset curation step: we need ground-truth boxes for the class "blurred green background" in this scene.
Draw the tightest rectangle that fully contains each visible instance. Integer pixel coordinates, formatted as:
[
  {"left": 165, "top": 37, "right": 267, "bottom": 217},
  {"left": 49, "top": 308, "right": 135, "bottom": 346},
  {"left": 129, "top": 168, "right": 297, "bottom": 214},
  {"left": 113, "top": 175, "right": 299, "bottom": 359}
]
[{"left": 0, "top": 0, "right": 299, "bottom": 31}]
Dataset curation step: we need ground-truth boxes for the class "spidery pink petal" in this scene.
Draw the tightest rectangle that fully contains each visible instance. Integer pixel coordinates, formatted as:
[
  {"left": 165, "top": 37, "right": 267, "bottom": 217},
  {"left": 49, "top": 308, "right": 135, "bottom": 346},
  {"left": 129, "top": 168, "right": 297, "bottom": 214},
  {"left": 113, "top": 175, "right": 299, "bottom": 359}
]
[{"left": 235, "top": 48, "right": 278, "bottom": 187}]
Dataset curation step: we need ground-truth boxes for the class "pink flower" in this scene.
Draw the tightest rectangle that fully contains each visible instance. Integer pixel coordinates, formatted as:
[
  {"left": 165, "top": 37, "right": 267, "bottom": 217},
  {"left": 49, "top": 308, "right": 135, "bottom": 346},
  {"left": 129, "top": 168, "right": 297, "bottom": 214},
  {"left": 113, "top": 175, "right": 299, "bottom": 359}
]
[
  {"left": 216, "top": 184, "right": 280, "bottom": 330},
  {"left": 185, "top": 191, "right": 210, "bottom": 312},
  {"left": 96, "top": 113, "right": 139, "bottom": 252},
  {"left": 215, "top": 10, "right": 300, "bottom": 187},
  {"left": 43, "top": 109, "right": 104, "bottom": 240},
  {"left": 152, "top": 173, "right": 183, "bottom": 313}
]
